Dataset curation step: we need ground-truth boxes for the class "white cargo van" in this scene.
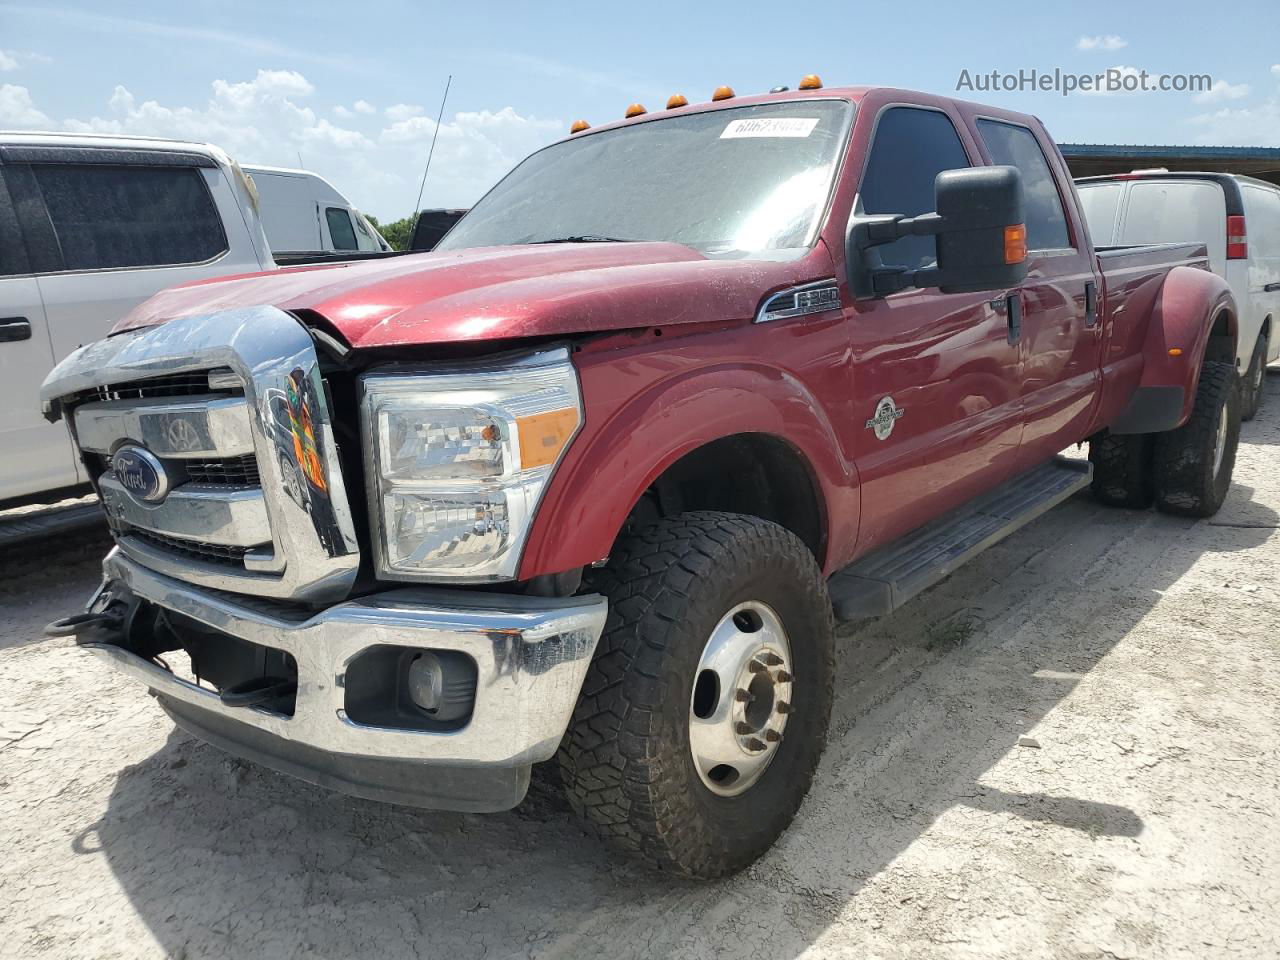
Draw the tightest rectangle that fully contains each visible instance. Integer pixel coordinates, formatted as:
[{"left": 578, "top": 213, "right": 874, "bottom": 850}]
[
  {"left": 242, "top": 165, "right": 390, "bottom": 256},
  {"left": 0, "top": 132, "right": 277, "bottom": 506},
  {"left": 1076, "top": 171, "right": 1280, "bottom": 418}
]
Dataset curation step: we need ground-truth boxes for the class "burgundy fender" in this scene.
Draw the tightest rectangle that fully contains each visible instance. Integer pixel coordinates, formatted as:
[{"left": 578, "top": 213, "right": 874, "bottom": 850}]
[
  {"left": 517, "top": 349, "right": 859, "bottom": 580},
  {"left": 1108, "top": 265, "right": 1236, "bottom": 435}
]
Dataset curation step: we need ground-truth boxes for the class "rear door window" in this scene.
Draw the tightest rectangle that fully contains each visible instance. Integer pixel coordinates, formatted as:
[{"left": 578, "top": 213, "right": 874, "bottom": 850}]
[
  {"left": 325, "top": 207, "right": 358, "bottom": 251},
  {"left": 1074, "top": 182, "right": 1124, "bottom": 246},
  {"left": 858, "top": 107, "right": 972, "bottom": 271},
  {"left": 30, "top": 164, "right": 227, "bottom": 271},
  {"left": 975, "top": 120, "right": 1071, "bottom": 252},
  {"left": 1118, "top": 180, "right": 1226, "bottom": 273}
]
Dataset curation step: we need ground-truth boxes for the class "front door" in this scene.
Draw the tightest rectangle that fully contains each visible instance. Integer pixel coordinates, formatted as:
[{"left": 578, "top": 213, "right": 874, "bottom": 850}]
[{"left": 846, "top": 105, "right": 1023, "bottom": 552}]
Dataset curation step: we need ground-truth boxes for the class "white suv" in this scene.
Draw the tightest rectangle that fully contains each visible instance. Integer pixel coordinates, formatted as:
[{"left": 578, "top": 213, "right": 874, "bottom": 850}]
[
  {"left": 1076, "top": 171, "right": 1280, "bottom": 419},
  {"left": 0, "top": 132, "right": 276, "bottom": 505}
]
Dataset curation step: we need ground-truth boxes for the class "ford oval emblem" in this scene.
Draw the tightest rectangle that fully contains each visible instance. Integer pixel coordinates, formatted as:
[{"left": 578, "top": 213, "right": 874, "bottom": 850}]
[{"left": 111, "top": 445, "right": 170, "bottom": 503}]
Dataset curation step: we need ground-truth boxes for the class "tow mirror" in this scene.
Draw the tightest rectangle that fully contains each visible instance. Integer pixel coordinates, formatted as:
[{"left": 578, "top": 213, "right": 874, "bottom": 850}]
[{"left": 848, "top": 165, "right": 1029, "bottom": 299}]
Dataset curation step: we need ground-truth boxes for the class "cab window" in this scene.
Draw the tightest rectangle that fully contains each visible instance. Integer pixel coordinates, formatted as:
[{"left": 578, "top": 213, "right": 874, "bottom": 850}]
[
  {"left": 325, "top": 206, "right": 358, "bottom": 251},
  {"left": 976, "top": 120, "right": 1071, "bottom": 251},
  {"left": 858, "top": 107, "right": 971, "bottom": 271}
]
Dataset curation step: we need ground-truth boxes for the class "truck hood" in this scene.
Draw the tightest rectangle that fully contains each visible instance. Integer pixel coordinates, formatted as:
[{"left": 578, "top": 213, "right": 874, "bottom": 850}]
[{"left": 114, "top": 243, "right": 809, "bottom": 348}]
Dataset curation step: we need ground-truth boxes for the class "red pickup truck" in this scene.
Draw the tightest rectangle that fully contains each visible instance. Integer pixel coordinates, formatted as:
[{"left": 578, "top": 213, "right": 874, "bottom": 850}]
[{"left": 42, "top": 80, "right": 1239, "bottom": 878}]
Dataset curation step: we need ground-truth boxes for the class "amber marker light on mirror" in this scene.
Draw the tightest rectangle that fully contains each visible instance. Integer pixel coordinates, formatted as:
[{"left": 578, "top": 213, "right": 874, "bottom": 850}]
[
  {"left": 1168, "top": 348, "right": 1184, "bottom": 357},
  {"left": 625, "top": 103, "right": 647, "bottom": 118},
  {"left": 1004, "top": 224, "right": 1027, "bottom": 264},
  {"left": 570, "top": 120, "right": 590, "bottom": 133},
  {"left": 798, "top": 74, "right": 823, "bottom": 90},
  {"left": 711, "top": 85, "right": 735, "bottom": 101},
  {"left": 667, "top": 94, "right": 689, "bottom": 109}
]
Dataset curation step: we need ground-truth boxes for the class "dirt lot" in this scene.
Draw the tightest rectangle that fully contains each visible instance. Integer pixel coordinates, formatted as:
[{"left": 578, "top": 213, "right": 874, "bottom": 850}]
[{"left": 3, "top": 385, "right": 1279, "bottom": 960}]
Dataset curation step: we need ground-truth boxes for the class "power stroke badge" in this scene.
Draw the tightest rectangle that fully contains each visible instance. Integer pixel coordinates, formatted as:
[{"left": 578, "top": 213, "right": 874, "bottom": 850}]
[{"left": 865, "top": 396, "right": 905, "bottom": 440}]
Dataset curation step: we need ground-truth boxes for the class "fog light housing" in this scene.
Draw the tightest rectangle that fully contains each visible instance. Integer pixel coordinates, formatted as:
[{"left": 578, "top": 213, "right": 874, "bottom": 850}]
[{"left": 406, "top": 651, "right": 477, "bottom": 722}]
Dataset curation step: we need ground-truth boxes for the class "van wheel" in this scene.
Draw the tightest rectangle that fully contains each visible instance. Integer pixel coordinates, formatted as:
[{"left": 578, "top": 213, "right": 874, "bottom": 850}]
[
  {"left": 558, "top": 511, "right": 834, "bottom": 878},
  {"left": 1241, "top": 331, "right": 1268, "bottom": 421},
  {"left": 1088, "top": 432, "right": 1155, "bottom": 508},
  {"left": 1153, "top": 361, "right": 1240, "bottom": 518}
]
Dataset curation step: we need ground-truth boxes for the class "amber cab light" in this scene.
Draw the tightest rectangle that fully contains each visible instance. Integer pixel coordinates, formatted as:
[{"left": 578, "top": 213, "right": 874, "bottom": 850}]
[
  {"left": 798, "top": 74, "right": 823, "bottom": 90},
  {"left": 1003, "top": 224, "right": 1028, "bottom": 264},
  {"left": 1227, "top": 215, "right": 1248, "bottom": 259},
  {"left": 569, "top": 119, "right": 590, "bottom": 134},
  {"left": 624, "top": 103, "right": 647, "bottom": 118},
  {"left": 711, "top": 85, "right": 735, "bottom": 101},
  {"left": 666, "top": 94, "right": 689, "bottom": 109}
]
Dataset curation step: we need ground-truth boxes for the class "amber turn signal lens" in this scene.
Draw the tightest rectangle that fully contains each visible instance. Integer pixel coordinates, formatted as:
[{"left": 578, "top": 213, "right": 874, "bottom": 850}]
[
  {"left": 516, "top": 408, "right": 580, "bottom": 470},
  {"left": 711, "top": 85, "right": 735, "bottom": 101},
  {"left": 798, "top": 73, "right": 823, "bottom": 90},
  {"left": 1004, "top": 224, "right": 1027, "bottom": 264},
  {"left": 569, "top": 119, "right": 590, "bottom": 134},
  {"left": 624, "top": 103, "right": 646, "bottom": 118},
  {"left": 1168, "top": 348, "right": 1184, "bottom": 357},
  {"left": 666, "top": 93, "right": 689, "bottom": 109}
]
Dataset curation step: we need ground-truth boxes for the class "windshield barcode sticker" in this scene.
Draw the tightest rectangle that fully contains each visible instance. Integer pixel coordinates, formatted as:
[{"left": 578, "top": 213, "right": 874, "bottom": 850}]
[{"left": 720, "top": 117, "right": 819, "bottom": 139}]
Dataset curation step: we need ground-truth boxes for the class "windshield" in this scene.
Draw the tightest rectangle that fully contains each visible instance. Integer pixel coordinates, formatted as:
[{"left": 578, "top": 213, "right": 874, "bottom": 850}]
[{"left": 438, "top": 100, "right": 853, "bottom": 259}]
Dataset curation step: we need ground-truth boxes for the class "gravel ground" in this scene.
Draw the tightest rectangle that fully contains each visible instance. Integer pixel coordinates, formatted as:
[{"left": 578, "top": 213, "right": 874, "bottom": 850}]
[{"left": 3, "top": 382, "right": 1279, "bottom": 960}]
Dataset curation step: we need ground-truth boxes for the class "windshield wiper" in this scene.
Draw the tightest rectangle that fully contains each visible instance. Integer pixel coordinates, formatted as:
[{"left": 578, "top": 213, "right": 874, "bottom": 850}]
[{"left": 525, "top": 234, "right": 641, "bottom": 244}]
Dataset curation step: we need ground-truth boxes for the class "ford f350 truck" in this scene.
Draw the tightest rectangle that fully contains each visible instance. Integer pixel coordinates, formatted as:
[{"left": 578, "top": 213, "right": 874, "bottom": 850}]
[{"left": 41, "top": 80, "right": 1240, "bottom": 878}]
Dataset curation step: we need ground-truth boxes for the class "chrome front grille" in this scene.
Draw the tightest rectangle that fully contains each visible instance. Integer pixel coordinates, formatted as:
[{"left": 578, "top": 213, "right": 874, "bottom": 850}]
[{"left": 42, "top": 306, "right": 360, "bottom": 602}]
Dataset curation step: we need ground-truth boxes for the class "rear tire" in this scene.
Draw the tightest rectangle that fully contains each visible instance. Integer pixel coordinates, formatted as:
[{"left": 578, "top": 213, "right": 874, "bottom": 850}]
[
  {"left": 558, "top": 511, "right": 834, "bottom": 878},
  {"left": 1088, "top": 432, "right": 1155, "bottom": 508},
  {"left": 1153, "top": 360, "right": 1240, "bottom": 518},
  {"left": 1241, "top": 330, "right": 1268, "bottom": 421}
]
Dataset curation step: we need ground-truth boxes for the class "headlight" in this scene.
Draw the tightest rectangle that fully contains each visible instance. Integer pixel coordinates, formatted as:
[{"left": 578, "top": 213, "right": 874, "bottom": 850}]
[{"left": 360, "top": 348, "right": 582, "bottom": 582}]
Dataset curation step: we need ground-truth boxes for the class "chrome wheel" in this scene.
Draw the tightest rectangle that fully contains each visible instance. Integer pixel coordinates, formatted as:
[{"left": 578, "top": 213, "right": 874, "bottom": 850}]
[
  {"left": 1213, "top": 402, "right": 1229, "bottom": 478},
  {"left": 688, "top": 600, "right": 793, "bottom": 797}
]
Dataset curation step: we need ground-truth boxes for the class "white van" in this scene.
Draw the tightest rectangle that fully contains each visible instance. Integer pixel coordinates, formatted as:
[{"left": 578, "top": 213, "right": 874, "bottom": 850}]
[
  {"left": 1076, "top": 171, "right": 1280, "bottom": 418},
  {"left": 0, "top": 132, "right": 276, "bottom": 506},
  {"left": 242, "top": 165, "right": 390, "bottom": 256}
]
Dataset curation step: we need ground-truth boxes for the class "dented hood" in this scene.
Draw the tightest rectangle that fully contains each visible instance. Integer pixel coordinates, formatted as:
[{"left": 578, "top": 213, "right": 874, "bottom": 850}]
[{"left": 113, "top": 243, "right": 813, "bottom": 349}]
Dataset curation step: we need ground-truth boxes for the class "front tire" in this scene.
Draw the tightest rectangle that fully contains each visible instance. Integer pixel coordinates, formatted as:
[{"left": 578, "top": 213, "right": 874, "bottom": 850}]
[
  {"left": 558, "top": 511, "right": 834, "bottom": 878},
  {"left": 1153, "top": 360, "right": 1240, "bottom": 518}
]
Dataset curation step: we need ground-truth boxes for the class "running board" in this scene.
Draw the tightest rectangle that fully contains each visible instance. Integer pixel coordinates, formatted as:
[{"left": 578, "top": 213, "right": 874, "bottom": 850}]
[{"left": 828, "top": 458, "right": 1092, "bottom": 621}]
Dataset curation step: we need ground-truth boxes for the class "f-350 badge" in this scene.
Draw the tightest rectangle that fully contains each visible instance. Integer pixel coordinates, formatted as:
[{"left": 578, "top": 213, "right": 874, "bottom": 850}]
[{"left": 865, "top": 396, "right": 905, "bottom": 440}]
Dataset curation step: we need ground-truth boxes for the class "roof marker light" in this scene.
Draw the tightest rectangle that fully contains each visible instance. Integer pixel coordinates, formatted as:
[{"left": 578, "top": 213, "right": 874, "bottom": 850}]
[
  {"left": 666, "top": 94, "right": 689, "bottom": 109},
  {"left": 711, "top": 85, "right": 735, "bottom": 101},
  {"left": 625, "top": 103, "right": 647, "bottom": 118},
  {"left": 569, "top": 119, "right": 590, "bottom": 134},
  {"left": 799, "top": 74, "right": 823, "bottom": 90}
]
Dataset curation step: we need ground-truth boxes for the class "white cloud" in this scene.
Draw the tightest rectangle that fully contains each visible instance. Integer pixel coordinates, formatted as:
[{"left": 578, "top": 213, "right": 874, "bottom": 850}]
[
  {"left": 1193, "top": 79, "right": 1251, "bottom": 104},
  {"left": 0, "top": 83, "right": 53, "bottom": 128},
  {"left": 385, "top": 103, "right": 423, "bottom": 122},
  {"left": 22, "top": 69, "right": 562, "bottom": 220},
  {"left": 1272, "top": 64, "right": 1280, "bottom": 78},
  {"left": 0, "top": 51, "right": 18, "bottom": 71},
  {"left": 1077, "top": 34, "right": 1128, "bottom": 51},
  {"left": 1078, "top": 65, "right": 1147, "bottom": 97},
  {"left": 0, "top": 49, "right": 51, "bottom": 71},
  {"left": 1188, "top": 99, "right": 1280, "bottom": 146}
]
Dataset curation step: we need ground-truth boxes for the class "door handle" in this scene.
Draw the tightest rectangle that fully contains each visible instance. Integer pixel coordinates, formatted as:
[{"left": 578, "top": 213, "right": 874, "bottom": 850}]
[
  {"left": 1084, "top": 281, "right": 1098, "bottom": 327},
  {"left": 1006, "top": 293, "right": 1022, "bottom": 345},
  {"left": 0, "top": 317, "right": 31, "bottom": 343},
  {"left": 1265, "top": 282, "right": 1280, "bottom": 293}
]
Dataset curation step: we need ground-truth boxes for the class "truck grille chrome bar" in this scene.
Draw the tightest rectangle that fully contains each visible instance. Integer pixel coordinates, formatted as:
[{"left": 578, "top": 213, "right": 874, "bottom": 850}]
[{"left": 41, "top": 306, "right": 360, "bottom": 603}]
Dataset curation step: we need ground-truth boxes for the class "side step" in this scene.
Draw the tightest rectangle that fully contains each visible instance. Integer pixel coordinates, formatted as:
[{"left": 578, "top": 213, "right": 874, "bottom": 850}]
[{"left": 828, "top": 457, "right": 1092, "bottom": 621}]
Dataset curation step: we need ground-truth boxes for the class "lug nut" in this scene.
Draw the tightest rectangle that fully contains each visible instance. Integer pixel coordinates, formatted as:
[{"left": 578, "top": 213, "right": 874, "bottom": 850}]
[
  {"left": 765, "top": 729, "right": 781, "bottom": 743},
  {"left": 776, "top": 670, "right": 794, "bottom": 683},
  {"left": 735, "top": 689, "right": 754, "bottom": 703},
  {"left": 762, "top": 652, "right": 784, "bottom": 666},
  {"left": 747, "top": 660, "right": 767, "bottom": 674},
  {"left": 745, "top": 737, "right": 767, "bottom": 751},
  {"left": 735, "top": 721, "right": 753, "bottom": 735},
  {"left": 776, "top": 701, "right": 792, "bottom": 714}
]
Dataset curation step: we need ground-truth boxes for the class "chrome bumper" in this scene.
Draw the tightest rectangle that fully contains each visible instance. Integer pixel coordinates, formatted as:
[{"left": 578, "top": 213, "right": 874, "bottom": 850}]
[{"left": 87, "top": 550, "right": 607, "bottom": 810}]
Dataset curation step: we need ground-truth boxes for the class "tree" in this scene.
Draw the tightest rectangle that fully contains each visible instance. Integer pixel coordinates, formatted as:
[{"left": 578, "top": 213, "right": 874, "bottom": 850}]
[{"left": 366, "top": 214, "right": 415, "bottom": 252}]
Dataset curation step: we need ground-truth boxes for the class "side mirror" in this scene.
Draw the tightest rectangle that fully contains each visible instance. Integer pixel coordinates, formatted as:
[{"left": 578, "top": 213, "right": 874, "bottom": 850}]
[{"left": 848, "top": 165, "right": 1029, "bottom": 299}]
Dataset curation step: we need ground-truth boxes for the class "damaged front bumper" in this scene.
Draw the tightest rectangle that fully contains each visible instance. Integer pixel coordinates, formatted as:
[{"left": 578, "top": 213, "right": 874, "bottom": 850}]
[{"left": 79, "top": 549, "right": 608, "bottom": 812}]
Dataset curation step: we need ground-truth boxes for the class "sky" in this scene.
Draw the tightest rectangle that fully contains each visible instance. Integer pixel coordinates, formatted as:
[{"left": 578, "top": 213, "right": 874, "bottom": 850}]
[{"left": 1, "top": 0, "right": 1278, "bottom": 221}]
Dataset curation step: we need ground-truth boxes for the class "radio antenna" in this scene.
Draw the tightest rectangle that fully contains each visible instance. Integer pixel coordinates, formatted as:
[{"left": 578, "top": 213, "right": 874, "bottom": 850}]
[{"left": 413, "top": 74, "right": 452, "bottom": 216}]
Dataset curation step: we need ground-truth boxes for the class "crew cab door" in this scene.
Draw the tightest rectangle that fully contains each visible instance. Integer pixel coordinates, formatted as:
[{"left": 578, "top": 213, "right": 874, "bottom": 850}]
[
  {"left": 973, "top": 118, "right": 1103, "bottom": 465},
  {"left": 0, "top": 167, "right": 77, "bottom": 501},
  {"left": 845, "top": 104, "right": 1023, "bottom": 550}
]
